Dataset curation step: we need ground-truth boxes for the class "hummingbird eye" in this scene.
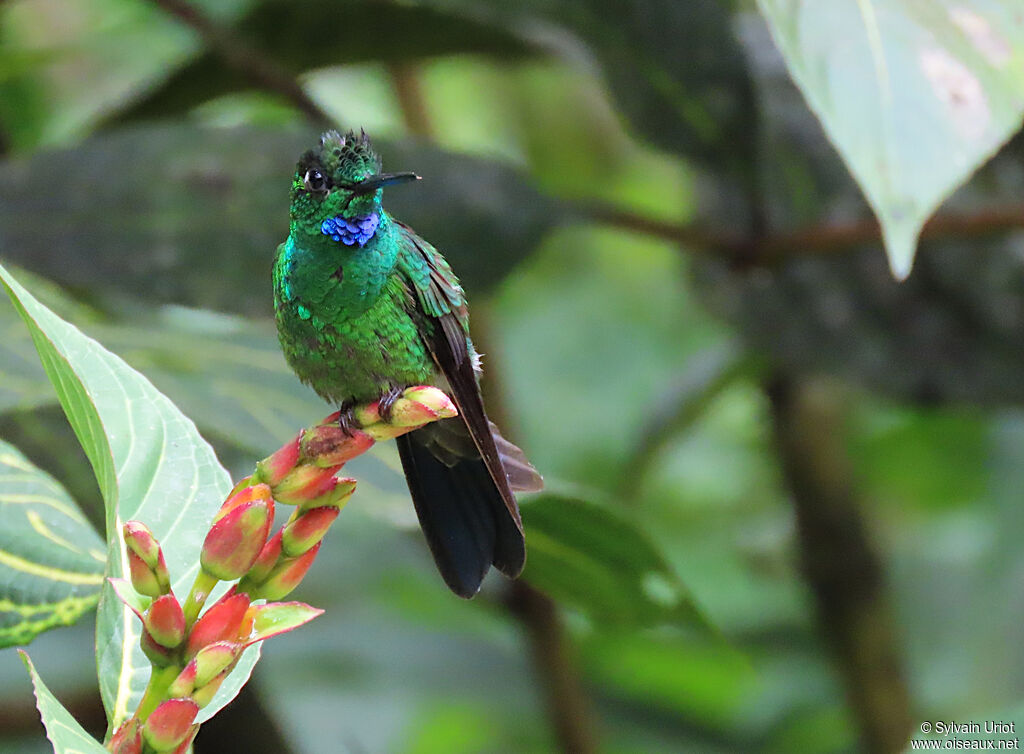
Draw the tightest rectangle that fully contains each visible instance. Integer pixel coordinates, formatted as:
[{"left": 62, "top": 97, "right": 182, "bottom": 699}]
[{"left": 303, "top": 168, "right": 329, "bottom": 194}]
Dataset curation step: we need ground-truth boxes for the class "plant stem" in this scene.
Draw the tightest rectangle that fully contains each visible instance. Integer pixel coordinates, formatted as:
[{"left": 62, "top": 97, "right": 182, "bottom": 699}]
[
  {"left": 182, "top": 570, "right": 219, "bottom": 629},
  {"left": 134, "top": 665, "right": 180, "bottom": 723},
  {"left": 766, "top": 375, "right": 911, "bottom": 753},
  {"left": 505, "top": 581, "right": 598, "bottom": 754}
]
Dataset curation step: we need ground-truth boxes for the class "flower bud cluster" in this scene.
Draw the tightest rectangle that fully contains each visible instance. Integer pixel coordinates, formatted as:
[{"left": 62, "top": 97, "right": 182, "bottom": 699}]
[{"left": 107, "top": 386, "right": 456, "bottom": 752}]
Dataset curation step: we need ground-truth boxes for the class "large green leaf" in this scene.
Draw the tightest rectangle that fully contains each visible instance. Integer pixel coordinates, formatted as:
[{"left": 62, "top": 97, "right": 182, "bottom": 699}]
[
  {"left": 20, "top": 651, "right": 107, "bottom": 754},
  {"left": 757, "top": 0, "right": 1024, "bottom": 278},
  {"left": 0, "top": 264, "right": 259, "bottom": 728},
  {"left": 521, "top": 493, "right": 706, "bottom": 630},
  {"left": 0, "top": 440, "right": 103, "bottom": 647}
]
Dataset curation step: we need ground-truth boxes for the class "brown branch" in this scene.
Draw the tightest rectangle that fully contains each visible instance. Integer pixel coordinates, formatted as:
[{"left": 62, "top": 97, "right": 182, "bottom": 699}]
[
  {"left": 766, "top": 375, "right": 911, "bottom": 754},
  {"left": 505, "top": 581, "right": 599, "bottom": 754},
  {"left": 387, "top": 62, "right": 435, "bottom": 141},
  {"left": 577, "top": 200, "right": 1024, "bottom": 262},
  {"left": 472, "top": 305, "right": 600, "bottom": 754},
  {"left": 149, "top": 0, "right": 334, "bottom": 125}
]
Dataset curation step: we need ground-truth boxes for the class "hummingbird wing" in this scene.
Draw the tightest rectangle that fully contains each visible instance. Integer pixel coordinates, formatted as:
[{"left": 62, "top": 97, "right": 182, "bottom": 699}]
[{"left": 394, "top": 220, "right": 541, "bottom": 597}]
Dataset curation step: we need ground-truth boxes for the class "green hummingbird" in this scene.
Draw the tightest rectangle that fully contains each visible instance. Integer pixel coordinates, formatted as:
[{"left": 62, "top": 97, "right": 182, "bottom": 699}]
[{"left": 273, "top": 130, "right": 542, "bottom": 597}]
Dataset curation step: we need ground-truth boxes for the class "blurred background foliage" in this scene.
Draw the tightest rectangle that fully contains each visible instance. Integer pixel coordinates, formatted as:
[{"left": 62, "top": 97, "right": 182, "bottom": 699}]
[{"left": 1, "top": 0, "right": 1024, "bottom": 752}]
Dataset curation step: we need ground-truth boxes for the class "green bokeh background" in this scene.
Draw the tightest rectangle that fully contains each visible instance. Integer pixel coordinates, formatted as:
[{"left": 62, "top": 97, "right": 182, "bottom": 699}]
[{"left": 2, "top": 1, "right": 1024, "bottom": 752}]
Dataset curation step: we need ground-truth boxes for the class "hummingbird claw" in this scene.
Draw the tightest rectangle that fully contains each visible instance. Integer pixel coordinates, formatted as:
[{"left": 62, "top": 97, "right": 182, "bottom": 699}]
[
  {"left": 377, "top": 386, "right": 405, "bottom": 424},
  {"left": 336, "top": 401, "right": 358, "bottom": 437}
]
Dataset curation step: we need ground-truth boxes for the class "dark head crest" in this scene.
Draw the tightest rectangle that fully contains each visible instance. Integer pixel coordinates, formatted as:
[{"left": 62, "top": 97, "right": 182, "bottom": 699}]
[{"left": 305, "top": 129, "right": 382, "bottom": 184}]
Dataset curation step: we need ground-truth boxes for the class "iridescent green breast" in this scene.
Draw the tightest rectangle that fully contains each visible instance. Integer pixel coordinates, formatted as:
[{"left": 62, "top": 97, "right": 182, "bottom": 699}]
[{"left": 273, "top": 229, "right": 437, "bottom": 404}]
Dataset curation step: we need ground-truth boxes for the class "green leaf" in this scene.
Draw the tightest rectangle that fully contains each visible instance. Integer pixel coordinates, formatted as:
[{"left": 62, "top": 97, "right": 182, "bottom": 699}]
[
  {"left": 757, "top": 0, "right": 1024, "bottom": 278},
  {"left": 0, "top": 439, "right": 104, "bottom": 648},
  {"left": 0, "top": 264, "right": 260, "bottom": 729},
  {"left": 19, "top": 650, "right": 107, "bottom": 754},
  {"left": 521, "top": 493, "right": 707, "bottom": 630}
]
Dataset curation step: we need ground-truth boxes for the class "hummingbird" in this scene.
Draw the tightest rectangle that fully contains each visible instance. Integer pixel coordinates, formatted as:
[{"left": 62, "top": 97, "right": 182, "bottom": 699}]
[{"left": 273, "top": 130, "right": 542, "bottom": 597}]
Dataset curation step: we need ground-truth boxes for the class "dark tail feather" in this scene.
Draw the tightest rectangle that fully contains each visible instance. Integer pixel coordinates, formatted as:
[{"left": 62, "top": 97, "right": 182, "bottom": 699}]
[{"left": 397, "top": 429, "right": 526, "bottom": 598}]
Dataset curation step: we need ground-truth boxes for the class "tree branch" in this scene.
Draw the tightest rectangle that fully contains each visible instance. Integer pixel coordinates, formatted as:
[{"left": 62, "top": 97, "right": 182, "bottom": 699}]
[
  {"left": 149, "top": 0, "right": 334, "bottom": 125},
  {"left": 766, "top": 375, "right": 911, "bottom": 754},
  {"left": 505, "top": 581, "right": 599, "bottom": 754},
  {"left": 387, "top": 62, "right": 435, "bottom": 141},
  {"left": 576, "top": 200, "right": 1024, "bottom": 263}
]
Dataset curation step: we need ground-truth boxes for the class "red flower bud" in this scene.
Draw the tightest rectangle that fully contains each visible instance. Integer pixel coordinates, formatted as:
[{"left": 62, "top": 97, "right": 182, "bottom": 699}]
[
  {"left": 124, "top": 522, "right": 170, "bottom": 597},
  {"left": 281, "top": 507, "right": 339, "bottom": 557},
  {"left": 250, "top": 543, "right": 321, "bottom": 601},
  {"left": 186, "top": 592, "right": 251, "bottom": 658},
  {"left": 255, "top": 435, "right": 301, "bottom": 487},
  {"left": 243, "top": 530, "right": 283, "bottom": 586},
  {"left": 142, "top": 698, "right": 198, "bottom": 751},
  {"left": 144, "top": 594, "right": 186, "bottom": 649},
  {"left": 272, "top": 464, "right": 342, "bottom": 505},
  {"left": 200, "top": 487, "right": 274, "bottom": 581},
  {"left": 212, "top": 483, "right": 273, "bottom": 524},
  {"left": 109, "top": 718, "right": 142, "bottom": 754},
  {"left": 126, "top": 552, "right": 163, "bottom": 599},
  {"left": 123, "top": 521, "right": 160, "bottom": 567},
  {"left": 299, "top": 423, "right": 375, "bottom": 467},
  {"left": 141, "top": 627, "right": 176, "bottom": 668},
  {"left": 296, "top": 477, "right": 356, "bottom": 513}
]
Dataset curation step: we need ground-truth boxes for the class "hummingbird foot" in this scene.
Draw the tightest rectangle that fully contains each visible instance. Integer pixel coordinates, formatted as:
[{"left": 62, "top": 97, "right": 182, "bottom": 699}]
[
  {"left": 377, "top": 385, "right": 406, "bottom": 423},
  {"left": 336, "top": 400, "right": 358, "bottom": 437}
]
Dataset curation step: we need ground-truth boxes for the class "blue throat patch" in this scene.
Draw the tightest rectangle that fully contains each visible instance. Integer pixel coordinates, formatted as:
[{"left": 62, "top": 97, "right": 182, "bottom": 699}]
[{"left": 321, "top": 213, "right": 379, "bottom": 246}]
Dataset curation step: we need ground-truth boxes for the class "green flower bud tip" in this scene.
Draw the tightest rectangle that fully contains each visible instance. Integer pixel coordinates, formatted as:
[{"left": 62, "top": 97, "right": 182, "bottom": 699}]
[
  {"left": 255, "top": 435, "right": 301, "bottom": 487},
  {"left": 299, "top": 422, "right": 374, "bottom": 467},
  {"left": 186, "top": 592, "right": 251, "bottom": 658},
  {"left": 251, "top": 542, "right": 321, "bottom": 601},
  {"left": 281, "top": 506, "right": 340, "bottom": 557},
  {"left": 201, "top": 487, "right": 274, "bottom": 581},
  {"left": 190, "top": 669, "right": 229, "bottom": 709},
  {"left": 145, "top": 594, "right": 186, "bottom": 649},
  {"left": 142, "top": 698, "right": 199, "bottom": 752},
  {"left": 296, "top": 476, "right": 356, "bottom": 513},
  {"left": 272, "top": 463, "right": 343, "bottom": 505},
  {"left": 388, "top": 386, "right": 458, "bottom": 426},
  {"left": 243, "top": 530, "right": 283, "bottom": 586},
  {"left": 109, "top": 718, "right": 142, "bottom": 754},
  {"left": 123, "top": 521, "right": 160, "bottom": 567},
  {"left": 192, "top": 641, "right": 239, "bottom": 687},
  {"left": 167, "top": 662, "right": 197, "bottom": 699}
]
